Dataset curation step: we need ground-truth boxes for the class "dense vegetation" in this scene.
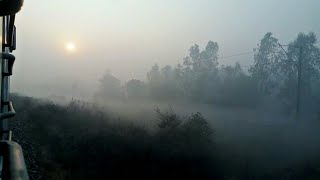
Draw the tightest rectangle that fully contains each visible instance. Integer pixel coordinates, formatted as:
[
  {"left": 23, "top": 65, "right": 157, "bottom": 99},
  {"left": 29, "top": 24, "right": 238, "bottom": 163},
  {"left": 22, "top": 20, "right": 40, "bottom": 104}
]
[
  {"left": 95, "top": 32, "right": 320, "bottom": 116},
  {"left": 11, "top": 95, "right": 218, "bottom": 179}
]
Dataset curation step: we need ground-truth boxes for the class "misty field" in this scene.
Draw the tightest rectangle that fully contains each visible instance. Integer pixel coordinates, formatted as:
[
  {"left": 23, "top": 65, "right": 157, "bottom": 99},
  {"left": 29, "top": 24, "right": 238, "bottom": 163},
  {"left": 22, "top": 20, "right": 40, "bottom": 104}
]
[
  {"left": 9, "top": 94, "right": 320, "bottom": 180},
  {"left": 3, "top": 0, "right": 320, "bottom": 179},
  {"left": 9, "top": 32, "right": 320, "bottom": 180}
]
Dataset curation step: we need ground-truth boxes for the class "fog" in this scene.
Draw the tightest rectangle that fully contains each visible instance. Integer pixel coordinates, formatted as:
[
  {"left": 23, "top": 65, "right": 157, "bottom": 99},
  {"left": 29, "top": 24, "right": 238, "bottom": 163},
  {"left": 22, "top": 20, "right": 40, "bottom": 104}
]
[
  {"left": 6, "top": 0, "right": 320, "bottom": 179},
  {"left": 11, "top": 0, "right": 320, "bottom": 99}
]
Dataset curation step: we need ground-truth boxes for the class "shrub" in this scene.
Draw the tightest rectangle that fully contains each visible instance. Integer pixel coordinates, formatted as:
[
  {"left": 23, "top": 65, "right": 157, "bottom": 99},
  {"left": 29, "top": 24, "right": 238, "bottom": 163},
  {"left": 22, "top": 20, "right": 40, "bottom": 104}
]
[{"left": 11, "top": 95, "right": 219, "bottom": 179}]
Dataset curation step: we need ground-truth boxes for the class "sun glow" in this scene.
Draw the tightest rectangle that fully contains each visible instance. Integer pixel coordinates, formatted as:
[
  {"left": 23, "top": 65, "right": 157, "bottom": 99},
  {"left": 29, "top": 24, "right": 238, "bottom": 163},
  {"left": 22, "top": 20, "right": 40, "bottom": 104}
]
[{"left": 65, "top": 42, "right": 76, "bottom": 52}]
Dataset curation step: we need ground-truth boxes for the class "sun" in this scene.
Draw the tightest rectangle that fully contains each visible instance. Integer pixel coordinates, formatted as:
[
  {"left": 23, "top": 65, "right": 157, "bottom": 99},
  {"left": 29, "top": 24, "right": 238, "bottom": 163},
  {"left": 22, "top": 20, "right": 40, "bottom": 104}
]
[{"left": 65, "top": 42, "right": 76, "bottom": 52}]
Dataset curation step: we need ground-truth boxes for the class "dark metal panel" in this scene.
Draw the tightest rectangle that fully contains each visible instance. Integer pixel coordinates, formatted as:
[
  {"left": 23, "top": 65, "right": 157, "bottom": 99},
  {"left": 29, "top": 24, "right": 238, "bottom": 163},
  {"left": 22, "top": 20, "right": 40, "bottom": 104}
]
[{"left": 0, "top": 141, "right": 29, "bottom": 180}]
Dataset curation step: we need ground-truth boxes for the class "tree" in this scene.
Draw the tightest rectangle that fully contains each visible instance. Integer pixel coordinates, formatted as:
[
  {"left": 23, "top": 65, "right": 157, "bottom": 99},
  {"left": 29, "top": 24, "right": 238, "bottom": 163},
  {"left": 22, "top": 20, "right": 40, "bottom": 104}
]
[
  {"left": 280, "top": 32, "right": 320, "bottom": 105},
  {"left": 201, "top": 41, "right": 219, "bottom": 71},
  {"left": 147, "top": 64, "right": 183, "bottom": 100},
  {"left": 181, "top": 41, "right": 220, "bottom": 101},
  {"left": 125, "top": 79, "right": 147, "bottom": 99},
  {"left": 215, "top": 63, "right": 259, "bottom": 106},
  {"left": 183, "top": 41, "right": 219, "bottom": 74},
  {"left": 95, "top": 71, "right": 123, "bottom": 100},
  {"left": 249, "top": 32, "right": 284, "bottom": 95},
  {"left": 147, "top": 63, "right": 161, "bottom": 82}
]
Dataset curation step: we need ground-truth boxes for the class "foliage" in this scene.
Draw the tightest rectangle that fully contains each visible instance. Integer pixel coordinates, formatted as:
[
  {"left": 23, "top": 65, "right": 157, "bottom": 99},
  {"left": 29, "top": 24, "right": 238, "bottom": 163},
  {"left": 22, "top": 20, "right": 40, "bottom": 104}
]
[
  {"left": 125, "top": 79, "right": 147, "bottom": 99},
  {"left": 249, "top": 32, "right": 285, "bottom": 95},
  {"left": 11, "top": 95, "right": 219, "bottom": 180},
  {"left": 94, "top": 32, "right": 320, "bottom": 115},
  {"left": 284, "top": 32, "right": 320, "bottom": 100},
  {"left": 142, "top": 41, "right": 259, "bottom": 105},
  {"left": 94, "top": 71, "right": 123, "bottom": 101},
  {"left": 155, "top": 107, "right": 182, "bottom": 129}
]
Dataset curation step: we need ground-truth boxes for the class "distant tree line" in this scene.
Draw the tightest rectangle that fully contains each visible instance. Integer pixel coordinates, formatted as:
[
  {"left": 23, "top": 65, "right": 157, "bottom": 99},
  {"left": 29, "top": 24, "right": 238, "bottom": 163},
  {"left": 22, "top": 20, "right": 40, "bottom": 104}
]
[{"left": 95, "top": 32, "right": 320, "bottom": 112}]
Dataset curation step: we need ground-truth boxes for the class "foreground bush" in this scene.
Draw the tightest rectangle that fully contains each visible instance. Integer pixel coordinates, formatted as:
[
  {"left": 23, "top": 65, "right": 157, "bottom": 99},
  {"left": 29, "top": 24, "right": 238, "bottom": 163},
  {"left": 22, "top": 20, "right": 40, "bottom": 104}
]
[{"left": 10, "top": 95, "right": 218, "bottom": 180}]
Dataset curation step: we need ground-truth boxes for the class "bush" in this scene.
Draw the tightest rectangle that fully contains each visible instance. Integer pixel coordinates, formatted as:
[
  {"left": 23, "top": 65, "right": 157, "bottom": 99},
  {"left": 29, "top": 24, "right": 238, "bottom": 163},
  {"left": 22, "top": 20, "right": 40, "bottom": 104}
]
[{"left": 11, "top": 95, "right": 219, "bottom": 179}]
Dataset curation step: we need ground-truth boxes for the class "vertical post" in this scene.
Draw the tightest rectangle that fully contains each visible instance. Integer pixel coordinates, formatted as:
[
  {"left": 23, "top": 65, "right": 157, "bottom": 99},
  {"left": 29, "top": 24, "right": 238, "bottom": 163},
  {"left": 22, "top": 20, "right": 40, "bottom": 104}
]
[
  {"left": 296, "top": 46, "right": 302, "bottom": 119},
  {"left": 1, "top": 16, "right": 5, "bottom": 140},
  {"left": 0, "top": 2, "right": 29, "bottom": 179},
  {"left": 0, "top": 15, "right": 3, "bottom": 174},
  {"left": 1, "top": 16, "right": 9, "bottom": 140}
]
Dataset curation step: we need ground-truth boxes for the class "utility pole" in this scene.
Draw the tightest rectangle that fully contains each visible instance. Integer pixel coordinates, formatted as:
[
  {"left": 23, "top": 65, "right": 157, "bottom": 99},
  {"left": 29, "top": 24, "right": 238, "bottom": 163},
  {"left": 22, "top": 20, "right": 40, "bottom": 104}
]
[
  {"left": 278, "top": 43, "right": 303, "bottom": 119},
  {"left": 296, "top": 46, "right": 303, "bottom": 119}
]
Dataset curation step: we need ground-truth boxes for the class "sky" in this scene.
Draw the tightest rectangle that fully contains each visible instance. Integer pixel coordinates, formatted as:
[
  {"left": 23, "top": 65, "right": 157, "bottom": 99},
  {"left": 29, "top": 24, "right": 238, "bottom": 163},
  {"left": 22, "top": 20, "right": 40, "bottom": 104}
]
[{"left": 10, "top": 0, "right": 320, "bottom": 98}]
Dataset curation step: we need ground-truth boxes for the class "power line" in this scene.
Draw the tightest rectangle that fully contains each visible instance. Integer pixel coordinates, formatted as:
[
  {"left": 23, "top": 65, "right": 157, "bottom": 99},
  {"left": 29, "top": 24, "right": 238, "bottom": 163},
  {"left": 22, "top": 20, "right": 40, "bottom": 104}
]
[
  {"left": 220, "top": 51, "right": 255, "bottom": 60},
  {"left": 278, "top": 43, "right": 303, "bottom": 65},
  {"left": 218, "top": 51, "right": 254, "bottom": 68},
  {"left": 278, "top": 43, "right": 296, "bottom": 65}
]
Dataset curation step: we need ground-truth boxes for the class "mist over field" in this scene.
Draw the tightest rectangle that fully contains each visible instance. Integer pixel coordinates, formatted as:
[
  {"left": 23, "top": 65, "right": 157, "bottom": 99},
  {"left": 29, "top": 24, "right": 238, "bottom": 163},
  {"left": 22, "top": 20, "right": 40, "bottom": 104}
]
[
  {"left": 5, "top": 0, "right": 320, "bottom": 179},
  {"left": 11, "top": 32, "right": 320, "bottom": 179}
]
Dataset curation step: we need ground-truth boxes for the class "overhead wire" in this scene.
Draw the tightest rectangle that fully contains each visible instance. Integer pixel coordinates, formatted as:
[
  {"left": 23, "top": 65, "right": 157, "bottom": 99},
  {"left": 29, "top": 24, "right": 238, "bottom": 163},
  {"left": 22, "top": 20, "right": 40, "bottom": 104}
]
[
  {"left": 219, "top": 51, "right": 255, "bottom": 59},
  {"left": 218, "top": 50, "right": 255, "bottom": 68}
]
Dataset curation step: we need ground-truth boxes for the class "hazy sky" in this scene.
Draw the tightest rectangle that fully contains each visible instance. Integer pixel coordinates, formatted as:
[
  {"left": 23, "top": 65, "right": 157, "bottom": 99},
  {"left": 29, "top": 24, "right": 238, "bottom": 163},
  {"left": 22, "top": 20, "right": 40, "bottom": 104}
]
[{"left": 11, "top": 0, "right": 320, "bottom": 98}]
